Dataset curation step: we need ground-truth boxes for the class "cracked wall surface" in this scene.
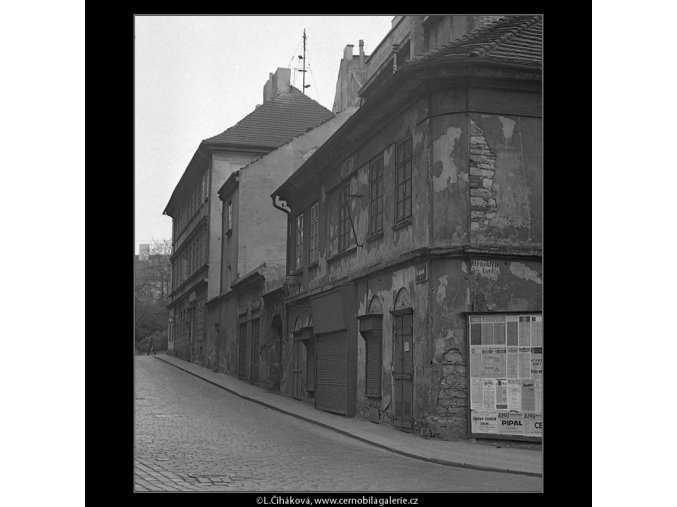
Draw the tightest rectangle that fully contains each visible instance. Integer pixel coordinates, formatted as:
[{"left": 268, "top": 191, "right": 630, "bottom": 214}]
[
  {"left": 469, "top": 113, "right": 542, "bottom": 245},
  {"left": 281, "top": 86, "right": 541, "bottom": 440}
]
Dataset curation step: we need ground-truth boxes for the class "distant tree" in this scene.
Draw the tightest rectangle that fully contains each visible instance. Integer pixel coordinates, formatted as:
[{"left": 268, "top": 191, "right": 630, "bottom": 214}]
[{"left": 135, "top": 240, "right": 171, "bottom": 342}]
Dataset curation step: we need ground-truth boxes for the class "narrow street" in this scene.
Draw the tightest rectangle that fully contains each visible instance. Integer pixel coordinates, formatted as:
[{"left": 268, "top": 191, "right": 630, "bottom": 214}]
[{"left": 134, "top": 356, "right": 542, "bottom": 492}]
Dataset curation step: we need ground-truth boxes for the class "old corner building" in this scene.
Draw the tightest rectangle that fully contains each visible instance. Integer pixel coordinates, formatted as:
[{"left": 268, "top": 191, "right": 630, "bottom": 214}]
[{"left": 272, "top": 16, "right": 543, "bottom": 441}]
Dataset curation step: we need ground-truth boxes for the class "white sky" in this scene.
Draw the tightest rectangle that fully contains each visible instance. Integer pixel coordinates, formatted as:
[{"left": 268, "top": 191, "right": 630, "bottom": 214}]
[{"left": 134, "top": 15, "right": 394, "bottom": 253}]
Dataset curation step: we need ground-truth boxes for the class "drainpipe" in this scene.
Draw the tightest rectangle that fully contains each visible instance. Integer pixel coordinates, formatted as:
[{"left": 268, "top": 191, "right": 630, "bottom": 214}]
[{"left": 272, "top": 194, "right": 291, "bottom": 393}]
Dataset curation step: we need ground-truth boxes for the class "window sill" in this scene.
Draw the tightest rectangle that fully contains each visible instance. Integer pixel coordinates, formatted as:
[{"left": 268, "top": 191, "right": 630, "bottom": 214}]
[
  {"left": 308, "top": 260, "right": 319, "bottom": 269},
  {"left": 289, "top": 268, "right": 303, "bottom": 277},
  {"left": 366, "top": 393, "right": 382, "bottom": 399},
  {"left": 327, "top": 245, "right": 357, "bottom": 264},
  {"left": 366, "top": 231, "right": 384, "bottom": 243},
  {"left": 392, "top": 217, "right": 412, "bottom": 231}
]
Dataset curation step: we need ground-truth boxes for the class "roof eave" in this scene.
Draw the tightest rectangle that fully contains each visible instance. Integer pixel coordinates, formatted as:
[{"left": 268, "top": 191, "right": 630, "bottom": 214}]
[{"left": 274, "top": 57, "right": 541, "bottom": 202}]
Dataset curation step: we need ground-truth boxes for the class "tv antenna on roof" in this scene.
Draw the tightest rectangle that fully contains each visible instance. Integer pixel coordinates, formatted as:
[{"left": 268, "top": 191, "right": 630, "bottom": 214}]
[{"left": 297, "top": 29, "right": 310, "bottom": 94}]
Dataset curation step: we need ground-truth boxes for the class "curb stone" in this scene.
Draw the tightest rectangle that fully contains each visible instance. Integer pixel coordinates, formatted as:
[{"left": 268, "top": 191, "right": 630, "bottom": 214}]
[{"left": 152, "top": 355, "right": 542, "bottom": 478}]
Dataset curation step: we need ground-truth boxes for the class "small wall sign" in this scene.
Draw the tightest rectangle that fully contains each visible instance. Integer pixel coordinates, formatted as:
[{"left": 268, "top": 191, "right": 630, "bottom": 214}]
[{"left": 415, "top": 263, "right": 427, "bottom": 283}]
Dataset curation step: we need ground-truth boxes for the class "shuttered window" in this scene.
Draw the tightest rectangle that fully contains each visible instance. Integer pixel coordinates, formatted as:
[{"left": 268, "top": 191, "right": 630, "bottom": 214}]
[{"left": 365, "top": 334, "right": 382, "bottom": 396}]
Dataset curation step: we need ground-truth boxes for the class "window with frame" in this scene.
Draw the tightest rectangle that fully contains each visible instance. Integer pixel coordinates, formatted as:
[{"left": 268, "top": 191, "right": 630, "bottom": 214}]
[
  {"left": 369, "top": 154, "right": 384, "bottom": 235},
  {"left": 226, "top": 201, "right": 233, "bottom": 233},
  {"left": 295, "top": 213, "right": 304, "bottom": 270},
  {"left": 395, "top": 136, "right": 412, "bottom": 222},
  {"left": 309, "top": 202, "right": 319, "bottom": 263},
  {"left": 338, "top": 181, "right": 352, "bottom": 252}
]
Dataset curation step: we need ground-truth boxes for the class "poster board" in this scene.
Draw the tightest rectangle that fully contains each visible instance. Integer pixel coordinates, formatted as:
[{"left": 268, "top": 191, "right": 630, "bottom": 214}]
[{"left": 468, "top": 312, "right": 542, "bottom": 440}]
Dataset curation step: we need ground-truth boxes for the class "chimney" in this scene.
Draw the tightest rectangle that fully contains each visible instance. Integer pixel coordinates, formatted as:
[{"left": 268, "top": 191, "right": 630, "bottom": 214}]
[
  {"left": 343, "top": 44, "right": 354, "bottom": 61},
  {"left": 263, "top": 68, "right": 291, "bottom": 102},
  {"left": 359, "top": 40, "right": 364, "bottom": 58}
]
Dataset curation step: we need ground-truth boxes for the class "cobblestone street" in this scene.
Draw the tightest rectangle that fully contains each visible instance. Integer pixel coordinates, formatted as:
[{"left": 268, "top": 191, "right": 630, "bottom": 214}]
[{"left": 134, "top": 356, "right": 542, "bottom": 492}]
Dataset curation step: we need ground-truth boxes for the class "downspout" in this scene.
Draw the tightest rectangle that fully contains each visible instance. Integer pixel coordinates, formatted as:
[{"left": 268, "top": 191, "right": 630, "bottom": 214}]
[
  {"left": 272, "top": 194, "right": 291, "bottom": 393},
  {"left": 214, "top": 160, "right": 225, "bottom": 372}
]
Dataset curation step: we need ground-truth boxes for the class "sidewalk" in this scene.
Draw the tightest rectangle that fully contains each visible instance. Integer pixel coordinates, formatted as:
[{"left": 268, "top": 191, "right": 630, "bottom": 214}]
[{"left": 152, "top": 354, "right": 542, "bottom": 477}]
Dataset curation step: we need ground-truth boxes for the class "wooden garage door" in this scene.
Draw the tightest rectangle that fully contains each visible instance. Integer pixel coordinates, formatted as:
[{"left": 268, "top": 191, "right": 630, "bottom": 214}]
[{"left": 315, "top": 330, "right": 347, "bottom": 415}]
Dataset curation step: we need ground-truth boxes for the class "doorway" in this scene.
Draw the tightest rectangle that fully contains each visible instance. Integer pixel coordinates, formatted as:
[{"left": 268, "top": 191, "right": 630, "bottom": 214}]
[{"left": 392, "top": 288, "right": 413, "bottom": 432}]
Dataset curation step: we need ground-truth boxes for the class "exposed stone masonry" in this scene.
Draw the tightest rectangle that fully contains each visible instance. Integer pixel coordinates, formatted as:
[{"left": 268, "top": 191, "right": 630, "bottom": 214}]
[{"left": 469, "top": 119, "right": 497, "bottom": 235}]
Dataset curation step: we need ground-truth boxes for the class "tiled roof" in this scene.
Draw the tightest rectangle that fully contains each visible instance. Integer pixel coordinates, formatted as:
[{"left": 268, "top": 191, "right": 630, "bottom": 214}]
[
  {"left": 202, "top": 86, "right": 334, "bottom": 149},
  {"left": 403, "top": 15, "right": 542, "bottom": 69}
]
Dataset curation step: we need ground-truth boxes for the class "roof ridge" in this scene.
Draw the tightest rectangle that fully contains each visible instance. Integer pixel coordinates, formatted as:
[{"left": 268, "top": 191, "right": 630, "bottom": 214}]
[
  {"left": 401, "top": 15, "right": 540, "bottom": 68},
  {"left": 469, "top": 15, "right": 541, "bottom": 58},
  {"left": 202, "top": 87, "right": 332, "bottom": 144}
]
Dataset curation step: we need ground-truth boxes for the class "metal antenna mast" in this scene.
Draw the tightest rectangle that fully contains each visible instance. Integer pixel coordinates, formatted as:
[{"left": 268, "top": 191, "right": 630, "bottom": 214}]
[{"left": 297, "top": 29, "right": 310, "bottom": 94}]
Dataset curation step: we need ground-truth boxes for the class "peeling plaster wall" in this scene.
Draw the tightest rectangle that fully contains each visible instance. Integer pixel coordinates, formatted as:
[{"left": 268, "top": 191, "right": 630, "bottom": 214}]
[
  {"left": 426, "top": 256, "right": 542, "bottom": 439},
  {"left": 355, "top": 266, "right": 431, "bottom": 432},
  {"left": 429, "top": 259, "right": 471, "bottom": 438},
  {"left": 294, "top": 98, "right": 431, "bottom": 294},
  {"left": 430, "top": 112, "right": 468, "bottom": 245},
  {"left": 469, "top": 258, "right": 542, "bottom": 313},
  {"left": 469, "top": 113, "right": 542, "bottom": 245}
]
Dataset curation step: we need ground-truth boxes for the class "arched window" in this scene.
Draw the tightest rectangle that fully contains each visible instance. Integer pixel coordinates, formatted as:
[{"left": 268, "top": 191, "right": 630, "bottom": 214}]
[
  {"left": 394, "top": 287, "right": 412, "bottom": 310},
  {"left": 367, "top": 295, "right": 383, "bottom": 314}
]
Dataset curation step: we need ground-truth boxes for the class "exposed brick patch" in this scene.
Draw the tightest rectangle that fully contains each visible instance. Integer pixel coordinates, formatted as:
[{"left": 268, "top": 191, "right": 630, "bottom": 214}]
[
  {"left": 431, "top": 346, "right": 468, "bottom": 438},
  {"left": 469, "top": 119, "right": 498, "bottom": 234}
]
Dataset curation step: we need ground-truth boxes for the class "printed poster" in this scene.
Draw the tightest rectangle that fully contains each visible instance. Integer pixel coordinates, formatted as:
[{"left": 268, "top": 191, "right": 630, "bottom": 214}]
[
  {"left": 471, "top": 411, "right": 498, "bottom": 434},
  {"left": 481, "top": 348, "right": 496, "bottom": 377},
  {"left": 470, "top": 323, "right": 482, "bottom": 345},
  {"left": 470, "top": 347, "right": 482, "bottom": 374},
  {"left": 481, "top": 323, "right": 494, "bottom": 345},
  {"left": 482, "top": 378, "right": 496, "bottom": 410},
  {"left": 493, "top": 322, "right": 506, "bottom": 345},
  {"left": 495, "top": 379, "right": 508, "bottom": 410},
  {"left": 507, "top": 347, "right": 518, "bottom": 378},
  {"left": 507, "top": 319, "right": 519, "bottom": 346},
  {"left": 531, "top": 347, "right": 543, "bottom": 380},
  {"left": 521, "top": 379, "right": 535, "bottom": 412},
  {"left": 518, "top": 316, "right": 531, "bottom": 346},
  {"left": 497, "top": 411, "right": 525, "bottom": 435},
  {"left": 534, "top": 380, "right": 543, "bottom": 414},
  {"left": 532, "top": 319, "right": 543, "bottom": 346},
  {"left": 518, "top": 347, "right": 531, "bottom": 378},
  {"left": 507, "top": 379, "right": 522, "bottom": 411},
  {"left": 492, "top": 347, "right": 507, "bottom": 377},
  {"left": 468, "top": 314, "right": 542, "bottom": 439},
  {"left": 470, "top": 377, "right": 484, "bottom": 410},
  {"left": 524, "top": 413, "right": 543, "bottom": 436}
]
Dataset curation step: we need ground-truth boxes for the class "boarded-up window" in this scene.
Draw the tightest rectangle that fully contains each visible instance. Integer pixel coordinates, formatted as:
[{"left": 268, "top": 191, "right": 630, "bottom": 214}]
[{"left": 365, "top": 334, "right": 382, "bottom": 396}]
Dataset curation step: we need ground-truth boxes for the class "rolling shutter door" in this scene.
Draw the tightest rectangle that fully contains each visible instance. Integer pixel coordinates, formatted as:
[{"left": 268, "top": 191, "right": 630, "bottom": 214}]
[{"left": 315, "top": 330, "right": 347, "bottom": 415}]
